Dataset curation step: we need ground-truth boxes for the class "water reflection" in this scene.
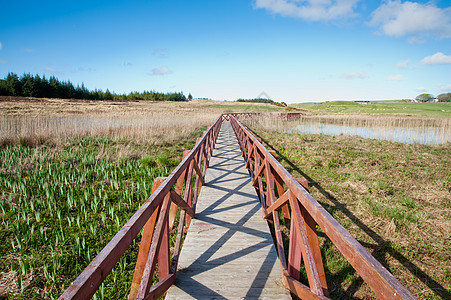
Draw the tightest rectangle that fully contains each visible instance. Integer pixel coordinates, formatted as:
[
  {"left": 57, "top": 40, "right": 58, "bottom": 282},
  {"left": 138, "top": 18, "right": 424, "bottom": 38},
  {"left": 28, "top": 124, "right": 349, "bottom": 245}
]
[
  {"left": 255, "top": 116, "right": 450, "bottom": 145},
  {"left": 287, "top": 123, "right": 449, "bottom": 145}
]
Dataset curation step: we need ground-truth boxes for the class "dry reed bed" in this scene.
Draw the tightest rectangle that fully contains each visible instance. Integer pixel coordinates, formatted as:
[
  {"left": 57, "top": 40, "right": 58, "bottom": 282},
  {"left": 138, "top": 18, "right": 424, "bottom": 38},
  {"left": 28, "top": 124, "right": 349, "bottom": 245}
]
[{"left": 0, "top": 99, "right": 228, "bottom": 146}]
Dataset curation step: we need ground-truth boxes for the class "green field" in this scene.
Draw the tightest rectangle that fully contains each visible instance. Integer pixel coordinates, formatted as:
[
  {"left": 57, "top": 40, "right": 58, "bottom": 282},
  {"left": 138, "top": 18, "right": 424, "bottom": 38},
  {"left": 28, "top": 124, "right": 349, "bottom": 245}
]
[{"left": 293, "top": 101, "right": 451, "bottom": 118}]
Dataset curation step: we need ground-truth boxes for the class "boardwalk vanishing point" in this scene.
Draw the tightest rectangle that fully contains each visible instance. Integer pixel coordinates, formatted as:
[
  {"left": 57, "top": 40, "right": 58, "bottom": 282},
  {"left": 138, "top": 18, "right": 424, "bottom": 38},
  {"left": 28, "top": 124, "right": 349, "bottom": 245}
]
[{"left": 165, "top": 121, "right": 291, "bottom": 299}]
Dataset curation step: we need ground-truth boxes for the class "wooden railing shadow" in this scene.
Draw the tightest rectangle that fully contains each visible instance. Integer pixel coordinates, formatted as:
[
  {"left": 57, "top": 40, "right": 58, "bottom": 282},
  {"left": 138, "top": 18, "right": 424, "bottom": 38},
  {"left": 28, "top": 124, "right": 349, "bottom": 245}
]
[
  {"left": 167, "top": 120, "right": 280, "bottom": 299},
  {"left": 252, "top": 130, "right": 449, "bottom": 299}
]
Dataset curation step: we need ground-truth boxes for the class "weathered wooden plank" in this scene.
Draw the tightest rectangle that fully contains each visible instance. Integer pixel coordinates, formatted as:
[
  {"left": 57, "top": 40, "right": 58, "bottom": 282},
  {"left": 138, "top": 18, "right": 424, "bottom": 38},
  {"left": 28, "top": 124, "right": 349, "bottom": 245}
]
[
  {"left": 129, "top": 177, "right": 166, "bottom": 300},
  {"left": 165, "top": 121, "right": 290, "bottom": 299}
]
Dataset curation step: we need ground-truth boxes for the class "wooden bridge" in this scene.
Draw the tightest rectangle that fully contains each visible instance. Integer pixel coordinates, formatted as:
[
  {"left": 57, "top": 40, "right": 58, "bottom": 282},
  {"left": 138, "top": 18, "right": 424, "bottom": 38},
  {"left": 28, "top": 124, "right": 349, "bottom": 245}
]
[{"left": 60, "top": 114, "right": 415, "bottom": 300}]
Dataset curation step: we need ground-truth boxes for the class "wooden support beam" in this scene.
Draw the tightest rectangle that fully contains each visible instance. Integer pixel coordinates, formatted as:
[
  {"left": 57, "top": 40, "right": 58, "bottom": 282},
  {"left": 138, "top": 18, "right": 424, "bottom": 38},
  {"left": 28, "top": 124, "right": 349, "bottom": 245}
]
[
  {"left": 301, "top": 205, "right": 328, "bottom": 296},
  {"left": 129, "top": 177, "right": 166, "bottom": 300},
  {"left": 282, "top": 273, "right": 329, "bottom": 300},
  {"left": 289, "top": 191, "right": 324, "bottom": 296},
  {"left": 274, "top": 172, "right": 291, "bottom": 224},
  {"left": 139, "top": 274, "right": 176, "bottom": 300},
  {"left": 252, "top": 159, "right": 266, "bottom": 186},
  {"left": 264, "top": 189, "right": 290, "bottom": 219},
  {"left": 136, "top": 193, "right": 172, "bottom": 298},
  {"left": 169, "top": 150, "right": 190, "bottom": 229},
  {"left": 296, "top": 177, "right": 309, "bottom": 191},
  {"left": 192, "top": 158, "right": 205, "bottom": 186},
  {"left": 170, "top": 189, "right": 195, "bottom": 218},
  {"left": 183, "top": 159, "right": 195, "bottom": 227}
]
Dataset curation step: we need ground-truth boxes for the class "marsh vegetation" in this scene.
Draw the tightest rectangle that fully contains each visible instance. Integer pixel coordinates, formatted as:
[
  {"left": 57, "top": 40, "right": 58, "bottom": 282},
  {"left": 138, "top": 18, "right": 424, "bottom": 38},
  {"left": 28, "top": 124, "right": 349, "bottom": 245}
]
[{"left": 249, "top": 114, "right": 451, "bottom": 145}]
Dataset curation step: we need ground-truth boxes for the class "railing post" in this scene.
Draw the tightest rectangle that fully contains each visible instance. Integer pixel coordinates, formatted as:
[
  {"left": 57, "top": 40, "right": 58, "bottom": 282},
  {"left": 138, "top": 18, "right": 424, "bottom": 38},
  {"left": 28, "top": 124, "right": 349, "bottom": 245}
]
[
  {"left": 169, "top": 150, "right": 190, "bottom": 229},
  {"left": 129, "top": 177, "right": 167, "bottom": 300}
]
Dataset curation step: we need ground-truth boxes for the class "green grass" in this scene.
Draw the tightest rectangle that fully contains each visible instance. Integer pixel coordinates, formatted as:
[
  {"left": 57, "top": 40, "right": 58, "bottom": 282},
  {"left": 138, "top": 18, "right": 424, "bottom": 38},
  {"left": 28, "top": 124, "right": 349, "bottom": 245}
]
[
  {"left": 293, "top": 101, "right": 451, "bottom": 117},
  {"left": 0, "top": 128, "right": 204, "bottom": 299}
]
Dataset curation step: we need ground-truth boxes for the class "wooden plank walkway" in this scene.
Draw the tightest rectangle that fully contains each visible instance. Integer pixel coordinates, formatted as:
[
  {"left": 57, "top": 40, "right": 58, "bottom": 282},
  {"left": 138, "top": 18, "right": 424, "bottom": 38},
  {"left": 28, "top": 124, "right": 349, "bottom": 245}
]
[{"left": 165, "top": 121, "right": 290, "bottom": 299}]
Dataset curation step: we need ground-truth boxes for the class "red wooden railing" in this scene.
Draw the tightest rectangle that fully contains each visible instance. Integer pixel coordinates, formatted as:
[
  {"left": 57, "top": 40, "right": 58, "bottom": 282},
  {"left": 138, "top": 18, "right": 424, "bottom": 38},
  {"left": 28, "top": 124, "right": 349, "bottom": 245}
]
[
  {"left": 59, "top": 116, "right": 223, "bottom": 300},
  {"left": 229, "top": 115, "right": 415, "bottom": 299}
]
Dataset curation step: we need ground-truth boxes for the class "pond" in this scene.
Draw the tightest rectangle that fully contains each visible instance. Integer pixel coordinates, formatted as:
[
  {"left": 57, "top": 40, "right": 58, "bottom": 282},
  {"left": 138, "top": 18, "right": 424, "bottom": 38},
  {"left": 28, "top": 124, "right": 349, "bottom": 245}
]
[{"left": 253, "top": 115, "right": 451, "bottom": 145}]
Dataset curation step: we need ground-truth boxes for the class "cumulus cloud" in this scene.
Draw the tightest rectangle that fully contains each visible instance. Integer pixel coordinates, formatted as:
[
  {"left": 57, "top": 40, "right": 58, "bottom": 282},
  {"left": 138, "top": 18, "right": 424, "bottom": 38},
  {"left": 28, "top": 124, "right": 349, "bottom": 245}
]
[
  {"left": 369, "top": 1, "right": 451, "bottom": 40},
  {"left": 386, "top": 74, "right": 404, "bottom": 81},
  {"left": 150, "top": 66, "right": 172, "bottom": 76},
  {"left": 254, "top": 0, "right": 360, "bottom": 21},
  {"left": 342, "top": 71, "right": 369, "bottom": 79},
  {"left": 0, "top": 42, "right": 2, "bottom": 50},
  {"left": 421, "top": 52, "right": 451, "bottom": 65}
]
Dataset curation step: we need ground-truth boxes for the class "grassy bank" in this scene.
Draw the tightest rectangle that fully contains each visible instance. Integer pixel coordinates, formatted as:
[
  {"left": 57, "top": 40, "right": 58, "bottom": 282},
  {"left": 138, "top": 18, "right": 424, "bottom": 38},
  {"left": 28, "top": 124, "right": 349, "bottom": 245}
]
[
  {"left": 293, "top": 100, "right": 451, "bottom": 118},
  {"left": 249, "top": 125, "right": 450, "bottom": 299}
]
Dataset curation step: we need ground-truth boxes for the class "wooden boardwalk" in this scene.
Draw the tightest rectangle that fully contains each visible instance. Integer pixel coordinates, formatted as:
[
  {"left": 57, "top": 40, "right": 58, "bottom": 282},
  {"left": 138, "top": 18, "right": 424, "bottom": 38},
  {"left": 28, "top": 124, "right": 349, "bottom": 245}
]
[{"left": 165, "top": 121, "right": 290, "bottom": 299}]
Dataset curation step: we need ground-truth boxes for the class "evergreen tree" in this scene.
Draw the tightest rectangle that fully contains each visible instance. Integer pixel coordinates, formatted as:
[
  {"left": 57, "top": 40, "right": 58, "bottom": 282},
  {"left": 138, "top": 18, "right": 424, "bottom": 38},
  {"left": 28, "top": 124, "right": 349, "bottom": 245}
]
[
  {"left": 5, "top": 73, "right": 21, "bottom": 96},
  {"left": 21, "top": 73, "right": 37, "bottom": 97},
  {"left": 49, "top": 76, "right": 60, "bottom": 98}
]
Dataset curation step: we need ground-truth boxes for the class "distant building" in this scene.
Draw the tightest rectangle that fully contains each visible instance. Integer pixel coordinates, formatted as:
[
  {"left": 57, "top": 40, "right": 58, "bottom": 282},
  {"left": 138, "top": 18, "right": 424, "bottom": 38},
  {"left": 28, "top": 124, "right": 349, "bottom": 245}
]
[{"left": 354, "top": 100, "right": 371, "bottom": 105}]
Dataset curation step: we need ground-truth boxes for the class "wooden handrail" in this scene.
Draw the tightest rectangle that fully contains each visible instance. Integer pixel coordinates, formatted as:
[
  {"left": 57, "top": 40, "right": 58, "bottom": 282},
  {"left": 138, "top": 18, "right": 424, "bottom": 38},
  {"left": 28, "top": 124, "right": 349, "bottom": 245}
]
[
  {"left": 59, "top": 116, "right": 223, "bottom": 300},
  {"left": 229, "top": 115, "right": 415, "bottom": 299}
]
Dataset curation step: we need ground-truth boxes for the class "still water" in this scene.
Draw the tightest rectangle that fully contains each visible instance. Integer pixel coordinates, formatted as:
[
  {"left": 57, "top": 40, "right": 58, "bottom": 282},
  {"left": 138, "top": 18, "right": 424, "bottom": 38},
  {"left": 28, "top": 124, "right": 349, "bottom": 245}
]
[{"left": 265, "top": 116, "right": 450, "bottom": 145}]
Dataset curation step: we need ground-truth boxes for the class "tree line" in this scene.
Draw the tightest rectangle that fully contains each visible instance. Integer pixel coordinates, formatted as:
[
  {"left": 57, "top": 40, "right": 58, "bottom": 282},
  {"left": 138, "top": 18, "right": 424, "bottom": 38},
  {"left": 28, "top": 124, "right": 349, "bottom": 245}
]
[
  {"left": 0, "top": 72, "right": 190, "bottom": 101},
  {"left": 415, "top": 93, "right": 451, "bottom": 102}
]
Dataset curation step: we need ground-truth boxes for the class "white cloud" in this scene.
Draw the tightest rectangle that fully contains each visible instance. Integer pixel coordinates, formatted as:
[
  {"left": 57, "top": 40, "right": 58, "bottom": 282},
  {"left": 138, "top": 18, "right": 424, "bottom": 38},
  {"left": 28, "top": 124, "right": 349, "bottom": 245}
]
[
  {"left": 0, "top": 59, "right": 7, "bottom": 64},
  {"left": 342, "top": 71, "right": 369, "bottom": 79},
  {"left": 369, "top": 1, "right": 451, "bottom": 40},
  {"left": 385, "top": 74, "right": 403, "bottom": 81},
  {"left": 421, "top": 52, "right": 451, "bottom": 65},
  {"left": 254, "top": 0, "right": 360, "bottom": 21},
  {"left": 396, "top": 59, "right": 410, "bottom": 69},
  {"left": 150, "top": 66, "right": 172, "bottom": 76},
  {"left": 438, "top": 84, "right": 451, "bottom": 93},
  {"left": 0, "top": 42, "right": 2, "bottom": 50},
  {"left": 415, "top": 86, "right": 427, "bottom": 92}
]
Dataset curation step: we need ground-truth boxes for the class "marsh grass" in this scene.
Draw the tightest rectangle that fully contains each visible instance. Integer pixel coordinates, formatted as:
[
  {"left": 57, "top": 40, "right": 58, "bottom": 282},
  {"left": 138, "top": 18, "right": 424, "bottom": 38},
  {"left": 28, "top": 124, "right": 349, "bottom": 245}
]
[{"left": 249, "top": 124, "right": 450, "bottom": 299}]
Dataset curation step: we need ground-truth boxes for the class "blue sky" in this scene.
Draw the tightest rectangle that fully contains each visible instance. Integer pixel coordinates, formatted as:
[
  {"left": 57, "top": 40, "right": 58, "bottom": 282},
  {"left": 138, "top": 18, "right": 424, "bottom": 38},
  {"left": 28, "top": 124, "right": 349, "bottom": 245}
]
[{"left": 0, "top": 0, "right": 450, "bottom": 103}]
